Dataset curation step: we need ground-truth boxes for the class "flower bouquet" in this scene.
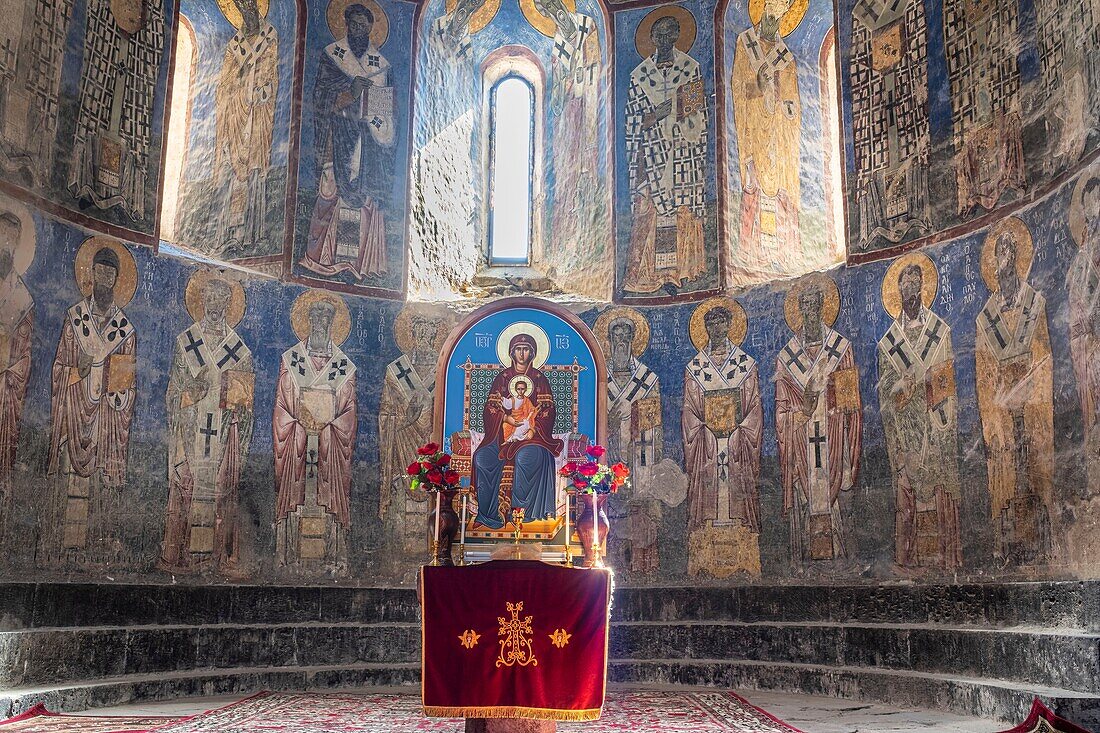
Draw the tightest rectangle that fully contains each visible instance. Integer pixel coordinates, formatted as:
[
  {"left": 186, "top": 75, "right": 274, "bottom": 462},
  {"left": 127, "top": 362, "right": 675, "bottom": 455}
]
[
  {"left": 408, "top": 442, "right": 461, "bottom": 565},
  {"left": 559, "top": 446, "right": 629, "bottom": 567}
]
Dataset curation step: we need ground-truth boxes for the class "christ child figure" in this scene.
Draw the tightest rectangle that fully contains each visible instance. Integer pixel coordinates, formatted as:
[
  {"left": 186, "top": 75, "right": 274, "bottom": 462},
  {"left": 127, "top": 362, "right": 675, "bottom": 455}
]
[{"left": 503, "top": 376, "right": 537, "bottom": 444}]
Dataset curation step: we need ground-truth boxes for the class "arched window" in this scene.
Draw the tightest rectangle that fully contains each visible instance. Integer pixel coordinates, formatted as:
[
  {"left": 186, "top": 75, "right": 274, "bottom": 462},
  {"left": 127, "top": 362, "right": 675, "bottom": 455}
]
[
  {"left": 159, "top": 16, "right": 196, "bottom": 243},
  {"left": 488, "top": 75, "right": 535, "bottom": 265}
]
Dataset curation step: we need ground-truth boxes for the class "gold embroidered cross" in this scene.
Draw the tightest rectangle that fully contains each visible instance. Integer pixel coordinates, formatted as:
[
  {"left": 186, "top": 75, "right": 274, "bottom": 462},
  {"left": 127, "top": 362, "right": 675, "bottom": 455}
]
[
  {"left": 496, "top": 601, "right": 538, "bottom": 668},
  {"left": 458, "top": 629, "right": 481, "bottom": 649},
  {"left": 549, "top": 628, "right": 572, "bottom": 648}
]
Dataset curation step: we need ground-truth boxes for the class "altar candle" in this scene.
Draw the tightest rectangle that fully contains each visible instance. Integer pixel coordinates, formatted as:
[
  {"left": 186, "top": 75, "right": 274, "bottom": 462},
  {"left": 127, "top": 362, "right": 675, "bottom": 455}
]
[
  {"left": 434, "top": 492, "right": 441, "bottom": 556},
  {"left": 564, "top": 484, "right": 570, "bottom": 562},
  {"left": 591, "top": 491, "right": 598, "bottom": 561}
]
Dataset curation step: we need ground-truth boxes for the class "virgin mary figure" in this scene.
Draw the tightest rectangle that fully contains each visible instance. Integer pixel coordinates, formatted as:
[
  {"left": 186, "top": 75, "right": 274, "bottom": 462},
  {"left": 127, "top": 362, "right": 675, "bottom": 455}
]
[{"left": 472, "top": 333, "right": 564, "bottom": 529}]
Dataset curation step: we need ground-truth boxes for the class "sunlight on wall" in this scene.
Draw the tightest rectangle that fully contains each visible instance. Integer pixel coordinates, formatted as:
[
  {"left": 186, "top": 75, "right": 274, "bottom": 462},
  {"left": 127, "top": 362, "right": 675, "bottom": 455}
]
[{"left": 159, "top": 17, "right": 195, "bottom": 243}]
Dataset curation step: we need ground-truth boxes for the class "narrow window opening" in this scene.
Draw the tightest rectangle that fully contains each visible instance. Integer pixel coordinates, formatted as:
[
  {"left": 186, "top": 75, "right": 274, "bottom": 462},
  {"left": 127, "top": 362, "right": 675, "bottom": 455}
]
[
  {"left": 160, "top": 16, "right": 196, "bottom": 243},
  {"left": 488, "top": 76, "right": 534, "bottom": 265}
]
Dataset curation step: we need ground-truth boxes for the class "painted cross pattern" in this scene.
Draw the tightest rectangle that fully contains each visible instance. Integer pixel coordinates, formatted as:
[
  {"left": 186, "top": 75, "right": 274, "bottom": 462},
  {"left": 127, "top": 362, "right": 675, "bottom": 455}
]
[
  {"left": 291, "top": 351, "right": 307, "bottom": 376},
  {"left": 984, "top": 306, "right": 1009, "bottom": 348},
  {"left": 554, "top": 39, "right": 573, "bottom": 61},
  {"left": 105, "top": 316, "right": 129, "bottom": 343},
  {"left": 367, "top": 54, "right": 380, "bottom": 67},
  {"left": 370, "top": 116, "right": 384, "bottom": 129},
  {"left": 333, "top": 45, "right": 346, "bottom": 59},
  {"left": 327, "top": 358, "right": 349, "bottom": 381},
  {"left": 217, "top": 339, "right": 244, "bottom": 369},
  {"left": 690, "top": 357, "right": 714, "bottom": 382},
  {"left": 625, "top": 369, "right": 656, "bottom": 401},
  {"left": 394, "top": 362, "right": 416, "bottom": 390},
  {"left": 809, "top": 420, "right": 827, "bottom": 468},
  {"left": 884, "top": 331, "right": 913, "bottom": 369},
  {"left": 306, "top": 448, "right": 318, "bottom": 478},
  {"left": 200, "top": 413, "right": 218, "bottom": 457},
  {"left": 184, "top": 330, "right": 207, "bottom": 367},
  {"left": 74, "top": 309, "right": 94, "bottom": 338},
  {"left": 725, "top": 353, "right": 751, "bottom": 381},
  {"left": 823, "top": 333, "right": 845, "bottom": 361},
  {"left": 920, "top": 319, "right": 943, "bottom": 360},
  {"left": 782, "top": 343, "right": 807, "bottom": 373}
]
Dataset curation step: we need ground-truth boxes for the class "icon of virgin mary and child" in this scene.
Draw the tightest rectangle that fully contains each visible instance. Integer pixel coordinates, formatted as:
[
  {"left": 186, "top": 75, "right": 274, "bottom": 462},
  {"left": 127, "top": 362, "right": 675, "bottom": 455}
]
[{"left": 472, "top": 333, "right": 564, "bottom": 529}]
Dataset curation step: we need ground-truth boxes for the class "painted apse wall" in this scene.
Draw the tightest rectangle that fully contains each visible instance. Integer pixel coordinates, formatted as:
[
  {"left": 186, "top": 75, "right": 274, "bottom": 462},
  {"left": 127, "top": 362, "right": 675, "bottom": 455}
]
[{"left": 0, "top": 0, "right": 1098, "bottom": 588}]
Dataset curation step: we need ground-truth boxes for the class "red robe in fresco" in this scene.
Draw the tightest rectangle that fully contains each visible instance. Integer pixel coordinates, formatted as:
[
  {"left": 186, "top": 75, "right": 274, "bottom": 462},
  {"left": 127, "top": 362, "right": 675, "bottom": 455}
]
[
  {"left": 775, "top": 326, "right": 862, "bottom": 565},
  {"left": 0, "top": 273, "right": 33, "bottom": 492}
]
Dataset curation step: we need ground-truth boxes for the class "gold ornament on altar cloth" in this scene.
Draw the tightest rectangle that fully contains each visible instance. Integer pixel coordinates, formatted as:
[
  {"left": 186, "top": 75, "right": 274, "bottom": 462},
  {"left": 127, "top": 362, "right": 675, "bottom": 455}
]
[
  {"left": 549, "top": 628, "right": 572, "bottom": 648},
  {"left": 458, "top": 629, "right": 481, "bottom": 649},
  {"left": 497, "top": 601, "right": 538, "bottom": 668}
]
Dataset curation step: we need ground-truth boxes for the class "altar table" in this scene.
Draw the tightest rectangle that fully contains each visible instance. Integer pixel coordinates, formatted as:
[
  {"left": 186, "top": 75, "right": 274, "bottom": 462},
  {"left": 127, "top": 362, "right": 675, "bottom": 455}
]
[{"left": 420, "top": 560, "right": 612, "bottom": 722}]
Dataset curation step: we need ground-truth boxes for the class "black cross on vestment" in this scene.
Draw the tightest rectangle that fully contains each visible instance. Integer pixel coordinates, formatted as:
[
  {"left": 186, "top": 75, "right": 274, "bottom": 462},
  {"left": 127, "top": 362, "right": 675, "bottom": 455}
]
[
  {"left": 368, "top": 54, "right": 380, "bottom": 67},
  {"left": 920, "top": 320, "right": 943, "bottom": 361},
  {"left": 306, "top": 448, "right": 318, "bottom": 478},
  {"left": 291, "top": 352, "right": 307, "bottom": 376},
  {"left": 625, "top": 372, "right": 650, "bottom": 400},
  {"left": 184, "top": 330, "right": 206, "bottom": 367},
  {"left": 554, "top": 39, "right": 572, "bottom": 60},
  {"left": 744, "top": 33, "right": 761, "bottom": 58},
  {"left": 218, "top": 340, "right": 244, "bottom": 368},
  {"left": 394, "top": 362, "right": 416, "bottom": 390},
  {"left": 328, "top": 358, "right": 348, "bottom": 381},
  {"left": 782, "top": 344, "right": 807, "bottom": 372},
  {"left": 717, "top": 449, "right": 729, "bottom": 481},
  {"left": 885, "top": 332, "right": 912, "bottom": 369},
  {"left": 984, "top": 309, "right": 1008, "bottom": 348},
  {"left": 809, "top": 420, "right": 826, "bottom": 469},
  {"left": 637, "top": 432, "right": 654, "bottom": 467},
  {"left": 823, "top": 334, "right": 844, "bottom": 360},
  {"left": 200, "top": 413, "right": 218, "bottom": 457}
]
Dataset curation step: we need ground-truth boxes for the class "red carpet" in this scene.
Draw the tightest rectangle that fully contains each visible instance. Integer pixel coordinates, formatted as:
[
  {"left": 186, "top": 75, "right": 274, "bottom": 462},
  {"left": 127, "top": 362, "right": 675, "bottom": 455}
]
[
  {"left": 0, "top": 704, "right": 178, "bottom": 732},
  {"left": 995, "top": 699, "right": 1092, "bottom": 733},
  {"left": 146, "top": 690, "right": 804, "bottom": 732}
]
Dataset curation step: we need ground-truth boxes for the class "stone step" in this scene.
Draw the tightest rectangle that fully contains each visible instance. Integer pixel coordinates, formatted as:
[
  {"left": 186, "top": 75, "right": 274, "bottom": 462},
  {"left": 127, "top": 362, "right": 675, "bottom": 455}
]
[
  {"left": 610, "top": 621, "right": 1100, "bottom": 694},
  {"left": 607, "top": 659, "right": 1100, "bottom": 728},
  {"left": 0, "top": 623, "right": 422, "bottom": 688},
  {"left": 0, "top": 663, "right": 421, "bottom": 719}
]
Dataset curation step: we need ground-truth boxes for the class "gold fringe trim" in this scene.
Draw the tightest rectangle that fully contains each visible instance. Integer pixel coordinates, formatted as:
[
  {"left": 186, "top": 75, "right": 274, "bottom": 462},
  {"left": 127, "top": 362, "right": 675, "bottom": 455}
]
[{"left": 422, "top": 705, "right": 602, "bottom": 721}]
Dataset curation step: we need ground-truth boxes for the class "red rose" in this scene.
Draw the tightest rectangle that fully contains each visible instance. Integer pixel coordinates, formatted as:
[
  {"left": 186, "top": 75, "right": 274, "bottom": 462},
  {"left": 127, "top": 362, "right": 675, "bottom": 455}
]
[
  {"left": 444, "top": 470, "right": 460, "bottom": 485},
  {"left": 586, "top": 445, "right": 606, "bottom": 459},
  {"left": 426, "top": 468, "right": 444, "bottom": 484},
  {"left": 579, "top": 462, "right": 599, "bottom": 477},
  {"left": 407, "top": 462, "right": 422, "bottom": 476},
  {"left": 438, "top": 453, "right": 452, "bottom": 465},
  {"left": 421, "top": 461, "right": 433, "bottom": 472},
  {"left": 611, "top": 462, "right": 630, "bottom": 479},
  {"left": 561, "top": 461, "right": 577, "bottom": 475},
  {"left": 418, "top": 442, "right": 440, "bottom": 456},
  {"left": 573, "top": 478, "right": 589, "bottom": 489}
]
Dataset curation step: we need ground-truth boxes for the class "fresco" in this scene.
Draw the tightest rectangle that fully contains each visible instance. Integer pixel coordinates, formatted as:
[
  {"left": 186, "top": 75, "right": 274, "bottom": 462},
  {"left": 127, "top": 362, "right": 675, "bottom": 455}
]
[
  {"left": 167, "top": 0, "right": 301, "bottom": 266},
  {"left": 721, "top": 0, "right": 843, "bottom": 282},
  {"left": 0, "top": 0, "right": 173, "bottom": 244},
  {"left": 290, "top": 0, "right": 416, "bottom": 299}
]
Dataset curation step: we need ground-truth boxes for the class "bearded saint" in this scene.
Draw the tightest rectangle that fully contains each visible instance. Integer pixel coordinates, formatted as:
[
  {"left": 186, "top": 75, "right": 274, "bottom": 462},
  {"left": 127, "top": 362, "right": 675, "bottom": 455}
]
[
  {"left": 0, "top": 211, "right": 32, "bottom": 499},
  {"left": 472, "top": 333, "right": 563, "bottom": 529}
]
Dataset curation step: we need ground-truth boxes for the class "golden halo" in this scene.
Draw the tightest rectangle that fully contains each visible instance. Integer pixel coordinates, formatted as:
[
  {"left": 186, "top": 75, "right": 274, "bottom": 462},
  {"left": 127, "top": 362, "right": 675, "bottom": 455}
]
[
  {"left": 447, "top": 0, "right": 503, "bottom": 35},
  {"left": 748, "top": 0, "right": 809, "bottom": 37},
  {"left": 184, "top": 269, "right": 246, "bottom": 327},
  {"left": 74, "top": 237, "right": 137, "bottom": 308},
  {"left": 881, "top": 252, "right": 939, "bottom": 319},
  {"left": 290, "top": 289, "right": 352, "bottom": 346},
  {"left": 215, "top": 0, "right": 270, "bottom": 29},
  {"left": 508, "top": 374, "right": 534, "bottom": 396},
  {"left": 327, "top": 0, "right": 390, "bottom": 47},
  {"left": 519, "top": 0, "right": 577, "bottom": 37},
  {"left": 496, "top": 321, "right": 551, "bottom": 369},
  {"left": 784, "top": 272, "right": 840, "bottom": 333},
  {"left": 635, "top": 5, "right": 697, "bottom": 58},
  {"left": 980, "top": 216, "right": 1034, "bottom": 292},
  {"left": 1069, "top": 169, "right": 1099, "bottom": 248},
  {"left": 689, "top": 297, "right": 748, "bottom": 351},
  {"left": 393, "top": 305, "right": 451, "bottom": 354},
  {"left": 593, "top": 307, "right": 650, "bottom": 358},
  {"left": 0, "top": 194, "right": 36, "bottom": 276}
]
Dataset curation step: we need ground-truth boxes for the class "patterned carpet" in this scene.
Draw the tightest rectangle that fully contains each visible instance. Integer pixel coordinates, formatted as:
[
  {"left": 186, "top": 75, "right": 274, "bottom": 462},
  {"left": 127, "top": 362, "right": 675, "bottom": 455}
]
[
  {"left": 0, "top": 704, "right": 178, "bottom": 732},
  {"left": 145, "top": 691, "right": 805, "bottom": 732}
]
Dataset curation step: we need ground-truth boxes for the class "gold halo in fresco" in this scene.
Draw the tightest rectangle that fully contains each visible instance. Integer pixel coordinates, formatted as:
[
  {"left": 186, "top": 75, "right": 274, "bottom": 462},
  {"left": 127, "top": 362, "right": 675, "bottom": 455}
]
[
  {"left": 0, "top": 194, "right": 36, "bottom": 276},
  {"left": 447, "top": 0, "right": 503, "bottom": 35},
  {"left": 216, "top": 0, "right": 270, "bottom": 29},
  {"left": 748, "top": 0, "right": 809, "bottom": 37},
  {"left": 184, "top": 269, "right": 246, "bottom": 327},
  {"left": 74, "top": 237, "right": 138, "bottom": 308},
  {"left": 689, "top": 297, "right": 747, "bottom": 351},
  {"left": 783, "top": 271, "right": 840, "bottom": 333},
  {"left": 496, "top": 321, "right": 550, "bottom": 369},
  {"left": 635, "top": 5, "right": 697, "bottom": 58},
  {"left": 980, "top": 216, "right": 1034, "bottom": 293},
  {"left": 327, "top": 0, "right": 390, "bottom": 47},
  {"left": 394, "top": 305, "right": 451, "bottom": 354},
  {"left": 1069, "top": 169, "right": 1099, "bottom": 248},
  {"left": 594, "top": 306, "right": 650, "bottom": 358},
  {"left": 519, "top": 0, "right": 577, "bottom": 37},
  {"left": 881, "top": 252, "right": 939, "bottom": 319},
  {"left": 290, "top": 289, "right": 352, "bottom": 346}
]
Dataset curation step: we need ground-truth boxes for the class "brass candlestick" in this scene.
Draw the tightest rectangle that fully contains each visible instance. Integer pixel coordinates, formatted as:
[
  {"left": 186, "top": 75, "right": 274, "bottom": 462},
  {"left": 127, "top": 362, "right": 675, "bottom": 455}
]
[{"left": 511, "top": 508, "right": 525, "bottom": 544}]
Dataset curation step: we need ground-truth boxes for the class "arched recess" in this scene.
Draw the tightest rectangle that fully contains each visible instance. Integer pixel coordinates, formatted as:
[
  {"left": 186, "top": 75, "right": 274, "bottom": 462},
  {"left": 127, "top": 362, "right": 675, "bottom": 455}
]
[{"left": 160, "top": 0, "right": 307, "bottom": 274}]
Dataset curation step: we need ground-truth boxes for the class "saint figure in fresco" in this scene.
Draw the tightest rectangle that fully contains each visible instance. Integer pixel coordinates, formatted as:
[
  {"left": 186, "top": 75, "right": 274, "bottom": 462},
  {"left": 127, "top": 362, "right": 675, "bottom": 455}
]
[
  {"left": 273, "top": 291, "right": 357, "bottom": 573},
  {"left": 599, "top": 308, "right": 663, "bottom": 574},
  {"left": 624, "top": 10, "right": 707, "bottom": 294},
  {"left": 731, "top": 0, "right": 802, "bottom": 270},
  {"left": 775, "top": 274, "right": 862, "bottom": 567},
  {"left": 159, "top": 273, "right": 255, "bottom": 574},
  {"left": 69, "top": 0, "right": 165, "bottom": 222},
  {"left": 876, "top": 253, "right": 961, "bottom": 570},
  {"left": 213, "top": 0, "right": 279, "bottom": 251},
  {"left": 1034, "top": 0, "right": 1097, "bottom": 174},
  {"left": 301, "top": 3, "right": 395, "bottom": 281},
  {"left": 0, "top": 204, "right": 33, "bottom": 505},
  {"left": 942, "top": 0, "right": 1025, "bottom": 215},
  {"left": 47, "top": 240, "right": 137, "bottom": 558},
  {"left": 472, "top": 333, "right": 563, "bottom": 529},
  {"left": 975, "top": 219, "right": 1053, "bottom": 563},
  {"left": 682, "top": 298, "right": 762, "bottom": 578},
  {"left": 0, "top": 0, "right": 74, "bottom": 187},
  {"left": 848, "top": 0, "right": 931, "bottom": 249},
  {"left": 1067, "top": 174, "right": 1100, "bottom": 496},
  {"left": 539, "top": 0, "right": 603, "bottom": 257},
  {"left": 379, "top": 308, "right": 447, "bottom": 554},
  {"left": 429, "top": 0, "right": 484, "bottom": 62}
]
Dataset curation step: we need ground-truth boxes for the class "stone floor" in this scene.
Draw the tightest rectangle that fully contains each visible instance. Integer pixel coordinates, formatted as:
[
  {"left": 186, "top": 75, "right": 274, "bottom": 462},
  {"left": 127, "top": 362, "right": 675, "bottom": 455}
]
[{"left": 88, "top": 687, "right": 1006, "bottom": 733}]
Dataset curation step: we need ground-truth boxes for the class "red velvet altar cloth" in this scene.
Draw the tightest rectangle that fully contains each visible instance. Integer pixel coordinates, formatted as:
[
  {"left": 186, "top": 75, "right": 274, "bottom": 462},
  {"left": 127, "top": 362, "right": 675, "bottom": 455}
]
[{"left": 420, "top": 560, "right": 612, "bottom": 721}]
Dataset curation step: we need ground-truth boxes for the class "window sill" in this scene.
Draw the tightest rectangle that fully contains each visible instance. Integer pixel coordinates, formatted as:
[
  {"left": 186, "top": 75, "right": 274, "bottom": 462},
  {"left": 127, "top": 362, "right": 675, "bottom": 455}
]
[{"left": 472, "top": 265, "right": 557, "bottom": 293}]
